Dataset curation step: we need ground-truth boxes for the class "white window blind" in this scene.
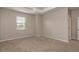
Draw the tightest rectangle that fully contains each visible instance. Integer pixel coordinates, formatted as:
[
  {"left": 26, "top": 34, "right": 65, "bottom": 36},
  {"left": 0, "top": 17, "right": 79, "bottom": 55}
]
[{"left": 16, "top": 16, "right": 26, "bottom": 30}]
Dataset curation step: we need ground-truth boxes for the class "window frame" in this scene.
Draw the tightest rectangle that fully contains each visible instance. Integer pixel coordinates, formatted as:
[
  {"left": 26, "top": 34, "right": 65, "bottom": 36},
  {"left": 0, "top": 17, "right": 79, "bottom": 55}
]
[{"left": 16, "top": 16, "right": 26, "bottom": 30}]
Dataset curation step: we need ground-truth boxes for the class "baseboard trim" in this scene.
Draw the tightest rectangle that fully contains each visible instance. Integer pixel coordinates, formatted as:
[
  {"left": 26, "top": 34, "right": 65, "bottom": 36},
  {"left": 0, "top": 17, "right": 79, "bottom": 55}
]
[
  {"left": 0, "top": 34, "right": 69, "bottom": 43},
  {"left": 0, "top": 34, "right": 34, "bottom": 42},
  {"left": 43, "top": 35, "right": 69, "bottom": 43}
]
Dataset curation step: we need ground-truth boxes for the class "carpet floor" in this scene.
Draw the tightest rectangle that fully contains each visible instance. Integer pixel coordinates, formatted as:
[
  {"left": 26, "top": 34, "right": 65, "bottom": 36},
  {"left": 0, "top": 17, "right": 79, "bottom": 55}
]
[{"left": 0, "top": 37, "right": 79, "bottom": 52}]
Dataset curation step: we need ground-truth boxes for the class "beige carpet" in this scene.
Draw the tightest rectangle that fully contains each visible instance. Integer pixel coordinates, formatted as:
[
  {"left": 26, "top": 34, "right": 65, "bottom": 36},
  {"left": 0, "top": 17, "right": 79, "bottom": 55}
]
[{"left": 0, "top": 37, "right": 79, "bottom": 52}]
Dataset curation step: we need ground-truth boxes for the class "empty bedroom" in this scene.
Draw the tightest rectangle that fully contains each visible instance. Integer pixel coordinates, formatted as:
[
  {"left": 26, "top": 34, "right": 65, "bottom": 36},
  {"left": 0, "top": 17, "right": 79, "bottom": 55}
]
[{"left": 0, "top": 7, "right": 79, "bottom": 52}]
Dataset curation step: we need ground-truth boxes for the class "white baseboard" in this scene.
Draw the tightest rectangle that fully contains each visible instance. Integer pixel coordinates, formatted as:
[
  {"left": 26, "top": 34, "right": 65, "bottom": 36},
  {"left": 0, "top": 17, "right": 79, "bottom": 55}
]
[
  {"left": 43, "top": 35, "right": 69, "bottom": 43},
  {"left": 35, "top": 33, "right": 43, "bottom": 37},
  {"left": 0, "top": 34, "right": 69, "bottom": 43},
  {"left": 0, "top": 34, "right": 34, "bottom": 42}
]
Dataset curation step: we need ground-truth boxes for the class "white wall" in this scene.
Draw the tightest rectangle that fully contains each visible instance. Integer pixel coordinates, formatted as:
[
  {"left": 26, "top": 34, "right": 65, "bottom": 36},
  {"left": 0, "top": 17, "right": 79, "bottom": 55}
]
[
  {"left": 0, "top": 8, "right": 35, "bottom": 41},
  {"left": 35, "top": 14, "right": 43, "bottom": 36},
  {"left": 43, "top": 7, "right": 69, "bottom": 42}
]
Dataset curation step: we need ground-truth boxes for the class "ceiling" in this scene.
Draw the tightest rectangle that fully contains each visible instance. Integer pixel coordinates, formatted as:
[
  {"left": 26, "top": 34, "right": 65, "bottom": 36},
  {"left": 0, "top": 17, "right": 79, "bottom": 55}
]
[
  {"left": 35, "top": 7, "right": 47, "bottom": 10},
  {"left": 6, "top": 7, "right": 56, "bottom": 14}
]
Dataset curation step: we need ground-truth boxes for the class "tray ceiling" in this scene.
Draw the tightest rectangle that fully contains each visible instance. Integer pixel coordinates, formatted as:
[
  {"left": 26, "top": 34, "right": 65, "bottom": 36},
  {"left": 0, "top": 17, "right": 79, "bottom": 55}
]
[{"left": 5, "top": 7, "right": 56, "bottom": 14}]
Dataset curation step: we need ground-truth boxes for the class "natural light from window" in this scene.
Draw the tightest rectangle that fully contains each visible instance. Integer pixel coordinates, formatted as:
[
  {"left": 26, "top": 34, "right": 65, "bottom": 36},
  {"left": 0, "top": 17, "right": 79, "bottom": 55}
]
[{"left": 16, "top": 16, "right": 26, "bottom": 30}]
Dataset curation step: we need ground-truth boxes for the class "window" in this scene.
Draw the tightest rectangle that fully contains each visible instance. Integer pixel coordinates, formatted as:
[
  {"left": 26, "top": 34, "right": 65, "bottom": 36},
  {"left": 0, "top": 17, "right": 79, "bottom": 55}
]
[{"left": 16, "top": 16, "right": 26, "bottom": 30}]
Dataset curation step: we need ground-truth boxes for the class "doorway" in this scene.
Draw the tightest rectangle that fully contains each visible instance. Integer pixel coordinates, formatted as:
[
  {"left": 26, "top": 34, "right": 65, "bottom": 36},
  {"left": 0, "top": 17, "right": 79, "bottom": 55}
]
[{"left": 69, "top": 7, "right": 79, "bottom": 40}]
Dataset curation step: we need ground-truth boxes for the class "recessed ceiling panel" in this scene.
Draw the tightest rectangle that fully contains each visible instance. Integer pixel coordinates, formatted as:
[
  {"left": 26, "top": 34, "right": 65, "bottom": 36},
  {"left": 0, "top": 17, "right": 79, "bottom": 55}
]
[
  {"left": 35, "top": 7, "right": 47, "bottom": 10},
  {"left": 5, "top": 7, "right": 56, "bottom": 14}
]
